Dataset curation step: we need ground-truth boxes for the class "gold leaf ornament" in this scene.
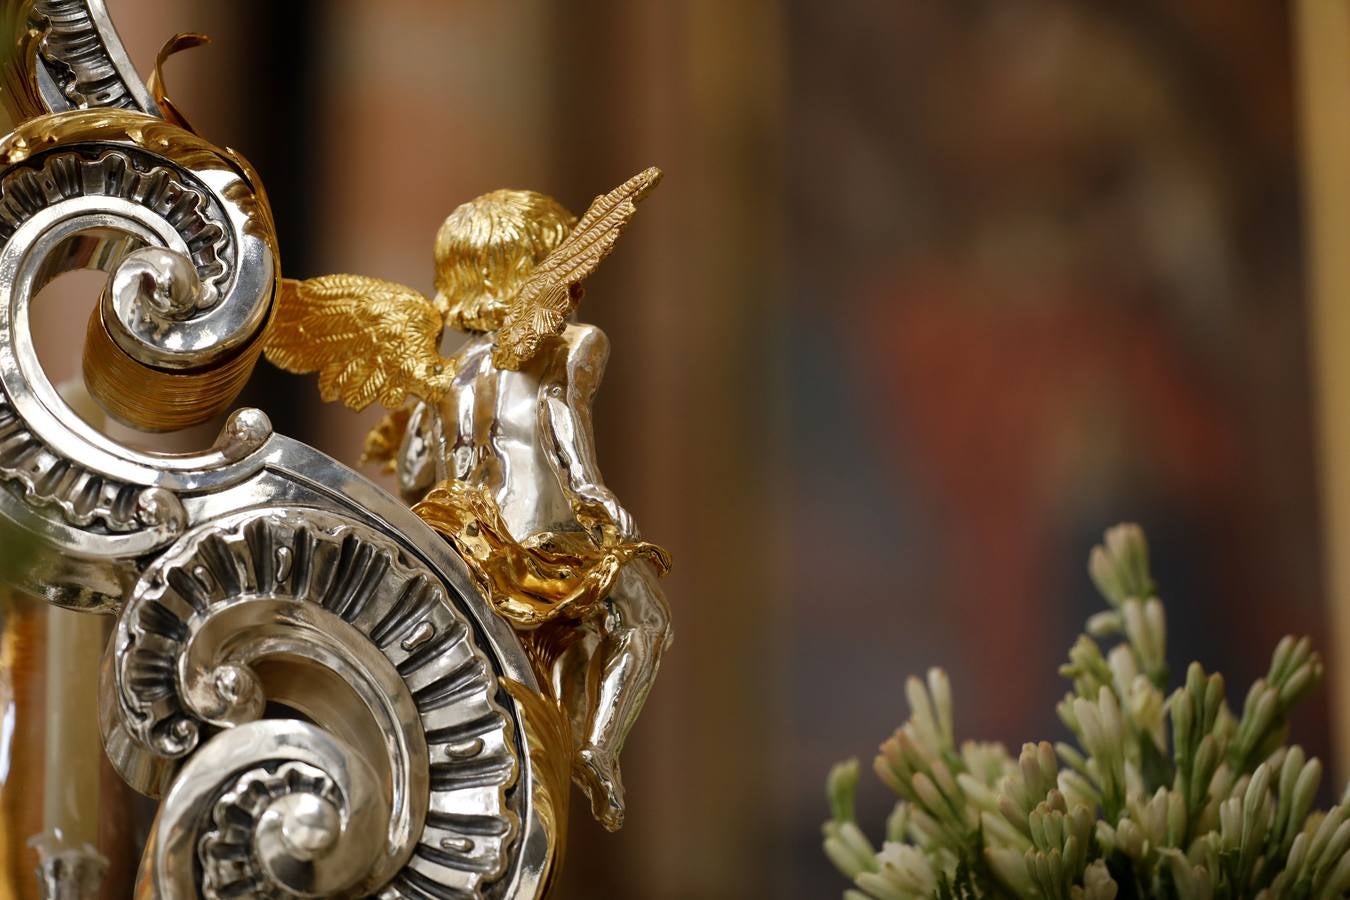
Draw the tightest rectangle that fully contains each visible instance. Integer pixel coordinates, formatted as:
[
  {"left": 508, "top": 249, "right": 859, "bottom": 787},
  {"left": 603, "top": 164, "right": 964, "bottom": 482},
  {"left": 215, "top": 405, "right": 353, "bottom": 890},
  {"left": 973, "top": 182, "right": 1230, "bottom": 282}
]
[
  {"left": 262, "top": 274, "right": 452, "bottom": 411},
  {"left": 148, "top": 32, "right": 211, "bottom": 133},
  {"left": 492, "top": 167, "right": 662, "bottom": 370}
]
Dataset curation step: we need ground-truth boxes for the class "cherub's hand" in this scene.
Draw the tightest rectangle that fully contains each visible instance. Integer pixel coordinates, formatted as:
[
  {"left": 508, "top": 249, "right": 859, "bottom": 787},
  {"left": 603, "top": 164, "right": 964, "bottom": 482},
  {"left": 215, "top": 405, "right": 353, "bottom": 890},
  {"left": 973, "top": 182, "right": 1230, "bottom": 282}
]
[
  {"left": 573, "top": 485, "right": 638, "bottom": 543},
  {"left": 607, "top": 503, "right": 638, "bottom": 543}
]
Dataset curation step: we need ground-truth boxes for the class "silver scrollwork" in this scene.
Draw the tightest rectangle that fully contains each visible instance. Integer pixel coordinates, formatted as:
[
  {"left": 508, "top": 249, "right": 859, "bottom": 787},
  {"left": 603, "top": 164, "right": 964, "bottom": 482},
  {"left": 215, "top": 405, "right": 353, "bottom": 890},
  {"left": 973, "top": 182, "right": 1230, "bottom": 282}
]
[
  {"left": 112, "top": 507, "right": 522, "bottom": 895},
  {"left": 31, "top": 0, "right": 158, "bottom": 115},
  {"left": 152, "top": 721, "right": 391, "bottom": 898},
  {"left": 0, "top": 3, "right": 556, "bottom": 897}
]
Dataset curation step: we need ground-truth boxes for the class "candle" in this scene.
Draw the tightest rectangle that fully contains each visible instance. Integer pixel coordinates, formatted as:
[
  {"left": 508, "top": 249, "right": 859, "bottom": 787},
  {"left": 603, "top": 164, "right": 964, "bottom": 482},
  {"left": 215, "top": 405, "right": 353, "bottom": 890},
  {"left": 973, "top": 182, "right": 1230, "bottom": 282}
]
[
  {"left": 40, "top": 607, "right": 104, "bottom": 848},
  {"left": 28, "top": 380, "right": 111, "bottom": 895}
]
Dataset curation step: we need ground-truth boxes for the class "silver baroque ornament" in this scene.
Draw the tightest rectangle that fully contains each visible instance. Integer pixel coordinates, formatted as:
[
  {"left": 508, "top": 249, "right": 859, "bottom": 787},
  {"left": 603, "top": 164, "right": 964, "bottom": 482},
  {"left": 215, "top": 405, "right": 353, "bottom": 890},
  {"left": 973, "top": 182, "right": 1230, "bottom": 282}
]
[
  {"left": 112, "top": 507, "right": 524, "bottom": 894},
  {"left": 0, "top": 1, "right": 559, "bottom": 897}
]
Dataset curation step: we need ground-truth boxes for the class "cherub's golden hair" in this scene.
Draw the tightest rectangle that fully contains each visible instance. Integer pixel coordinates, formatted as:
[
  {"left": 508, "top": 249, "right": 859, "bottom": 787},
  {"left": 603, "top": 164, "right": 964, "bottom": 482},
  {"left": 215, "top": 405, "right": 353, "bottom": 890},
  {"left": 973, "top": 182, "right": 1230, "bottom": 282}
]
[{"left": 434, "top": 189, "right": 577, "bottom": 333}]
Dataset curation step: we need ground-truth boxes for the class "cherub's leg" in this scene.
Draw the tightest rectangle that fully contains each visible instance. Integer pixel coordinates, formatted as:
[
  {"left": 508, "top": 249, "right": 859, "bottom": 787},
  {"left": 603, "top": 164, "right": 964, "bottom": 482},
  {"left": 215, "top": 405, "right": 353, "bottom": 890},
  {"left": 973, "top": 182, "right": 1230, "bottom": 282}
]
[
  {"left": 572, "top": 560, "right": 672, "bottom": 831},
  {"left": 547, "top": 623, "right": 600, "bottom": 753}
]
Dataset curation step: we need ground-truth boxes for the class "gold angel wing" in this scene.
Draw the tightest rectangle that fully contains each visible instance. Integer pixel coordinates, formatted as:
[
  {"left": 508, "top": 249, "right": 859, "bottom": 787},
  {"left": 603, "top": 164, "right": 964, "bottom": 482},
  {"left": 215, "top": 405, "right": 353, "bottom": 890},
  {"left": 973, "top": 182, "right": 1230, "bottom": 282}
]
[
  {"left": 492, "top": 166, "right": 663, "bottom": 369},
  {"left": 263, "top": 274, "right": 451, "bottom": 411}
]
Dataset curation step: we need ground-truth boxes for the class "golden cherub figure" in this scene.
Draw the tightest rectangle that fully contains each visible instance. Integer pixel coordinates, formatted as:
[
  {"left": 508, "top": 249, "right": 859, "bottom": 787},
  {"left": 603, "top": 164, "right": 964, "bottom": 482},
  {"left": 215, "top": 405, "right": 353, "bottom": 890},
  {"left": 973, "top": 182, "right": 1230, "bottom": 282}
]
[{"left": 263, "top": 168, "right": 672, "bottom": 830}]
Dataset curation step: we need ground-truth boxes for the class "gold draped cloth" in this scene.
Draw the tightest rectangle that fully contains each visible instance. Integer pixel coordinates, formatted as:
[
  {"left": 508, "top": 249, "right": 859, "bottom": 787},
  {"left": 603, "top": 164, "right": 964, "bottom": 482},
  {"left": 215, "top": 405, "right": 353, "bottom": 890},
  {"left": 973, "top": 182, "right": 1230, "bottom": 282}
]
[{"left": 414, "top": 481, "right": 671, "bottom": 629}]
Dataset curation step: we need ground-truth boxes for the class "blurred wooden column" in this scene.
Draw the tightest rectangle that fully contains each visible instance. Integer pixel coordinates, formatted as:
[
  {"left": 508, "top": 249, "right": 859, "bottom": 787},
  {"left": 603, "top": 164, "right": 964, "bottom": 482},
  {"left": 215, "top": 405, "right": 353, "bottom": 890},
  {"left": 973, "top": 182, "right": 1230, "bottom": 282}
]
[
  {"left": 546, "top": 2, "right": 786, "bottom": 897},
  {"left": 1295, "top": 0, "right": 1350, "bottom": 778}
]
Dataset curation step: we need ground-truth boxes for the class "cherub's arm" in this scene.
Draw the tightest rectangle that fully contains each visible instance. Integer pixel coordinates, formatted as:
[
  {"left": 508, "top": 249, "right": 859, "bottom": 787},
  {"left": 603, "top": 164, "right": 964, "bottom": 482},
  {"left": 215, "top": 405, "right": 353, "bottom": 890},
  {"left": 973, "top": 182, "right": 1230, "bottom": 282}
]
[
  {"left": 396, "top": 401, "right": 442, "bottom": 505},
  {"left": 538, "top": 324, "right": 637, "bottom": 540}
]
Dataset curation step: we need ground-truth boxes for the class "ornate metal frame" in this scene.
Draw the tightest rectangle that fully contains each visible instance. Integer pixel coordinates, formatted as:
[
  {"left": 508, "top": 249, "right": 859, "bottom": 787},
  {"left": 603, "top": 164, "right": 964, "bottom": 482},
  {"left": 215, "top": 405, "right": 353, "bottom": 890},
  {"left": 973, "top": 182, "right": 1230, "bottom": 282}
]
[{"left": 0, "top": 2, "right": 556, "bottom": 896}]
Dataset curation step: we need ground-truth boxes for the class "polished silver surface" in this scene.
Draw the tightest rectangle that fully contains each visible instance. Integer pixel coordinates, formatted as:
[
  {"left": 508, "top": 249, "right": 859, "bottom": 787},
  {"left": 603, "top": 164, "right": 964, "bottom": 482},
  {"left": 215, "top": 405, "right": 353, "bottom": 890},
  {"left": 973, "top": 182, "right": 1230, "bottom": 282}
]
[
  {"left": 0, "top": 3, "right": 554, "bottom": 897},
  {"left": 94, "top": 443, "right": 551, "bottom": 899},
  {"left": 112, "top": 505, "right": 521, "bottom": 893},
  {"left": 31, "top": 0, "right": 160, "bottom": 115},
  {"left": 108, "top": 246, "right": 205, "bottom": 336},
  {"left": 152, "top": 721, "right": 389, "bottom": 898}
]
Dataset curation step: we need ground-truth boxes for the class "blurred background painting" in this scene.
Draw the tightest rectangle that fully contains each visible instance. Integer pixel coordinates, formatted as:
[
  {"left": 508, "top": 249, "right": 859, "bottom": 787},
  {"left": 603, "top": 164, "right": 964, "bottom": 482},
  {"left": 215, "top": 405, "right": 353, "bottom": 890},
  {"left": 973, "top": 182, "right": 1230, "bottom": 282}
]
[{"left": 6, "top": 1, "right": 1342, "bottom": 897}]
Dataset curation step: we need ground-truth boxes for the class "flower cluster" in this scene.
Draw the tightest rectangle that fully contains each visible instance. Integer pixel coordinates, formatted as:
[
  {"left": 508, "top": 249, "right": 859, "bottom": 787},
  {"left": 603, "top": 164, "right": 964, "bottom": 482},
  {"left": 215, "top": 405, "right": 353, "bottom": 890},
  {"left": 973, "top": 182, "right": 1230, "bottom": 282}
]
[{"left": 824, "top": 524, "right": 1348, "bottom": 899}]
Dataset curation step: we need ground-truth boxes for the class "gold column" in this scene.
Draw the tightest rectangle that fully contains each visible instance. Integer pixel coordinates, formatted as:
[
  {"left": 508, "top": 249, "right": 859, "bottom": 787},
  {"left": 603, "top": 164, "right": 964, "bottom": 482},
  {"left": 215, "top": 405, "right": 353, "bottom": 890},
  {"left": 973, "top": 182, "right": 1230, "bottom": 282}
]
[{"left": 1294, "top": 0, "right": 1350, "bottom": 778}]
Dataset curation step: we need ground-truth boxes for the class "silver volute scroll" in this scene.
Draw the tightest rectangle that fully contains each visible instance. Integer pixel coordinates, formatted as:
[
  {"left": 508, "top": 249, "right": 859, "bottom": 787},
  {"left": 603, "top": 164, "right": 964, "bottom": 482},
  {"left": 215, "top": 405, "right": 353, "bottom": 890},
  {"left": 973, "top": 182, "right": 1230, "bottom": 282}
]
[
  {"left": 0, "top": 2, "right": 557, "bottom": 897},
  {"left": 112, "top": 506, "right": 527, "bottom": 896}
]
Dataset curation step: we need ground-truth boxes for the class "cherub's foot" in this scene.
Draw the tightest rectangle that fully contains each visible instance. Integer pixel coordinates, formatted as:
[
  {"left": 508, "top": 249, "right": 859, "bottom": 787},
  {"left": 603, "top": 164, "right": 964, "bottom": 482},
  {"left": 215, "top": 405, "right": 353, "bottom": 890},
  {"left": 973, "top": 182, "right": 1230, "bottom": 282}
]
[{"left": 575, "top": 744, "right": 626, "bottom": 831}]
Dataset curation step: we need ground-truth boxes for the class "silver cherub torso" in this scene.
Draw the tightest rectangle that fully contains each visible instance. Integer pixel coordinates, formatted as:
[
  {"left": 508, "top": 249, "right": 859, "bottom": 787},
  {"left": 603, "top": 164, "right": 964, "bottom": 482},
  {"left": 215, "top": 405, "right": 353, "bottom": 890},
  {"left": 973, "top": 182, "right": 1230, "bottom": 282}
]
[{"left": 397, "top": 322, "right": 672, "bottom": 832}]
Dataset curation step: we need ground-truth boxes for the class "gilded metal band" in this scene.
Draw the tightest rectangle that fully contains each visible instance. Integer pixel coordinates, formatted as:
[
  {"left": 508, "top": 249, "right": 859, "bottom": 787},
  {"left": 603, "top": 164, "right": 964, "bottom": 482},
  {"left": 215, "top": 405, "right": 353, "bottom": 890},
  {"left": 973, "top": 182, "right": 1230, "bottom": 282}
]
[{"left": 82, "top": 299, "right": 263, "bottom": 431}]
